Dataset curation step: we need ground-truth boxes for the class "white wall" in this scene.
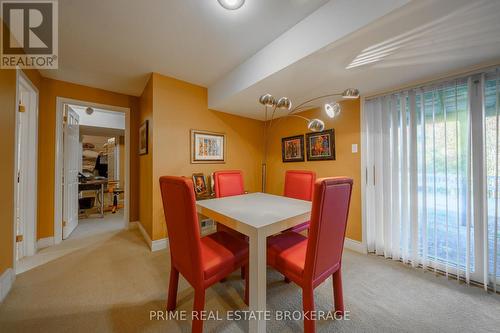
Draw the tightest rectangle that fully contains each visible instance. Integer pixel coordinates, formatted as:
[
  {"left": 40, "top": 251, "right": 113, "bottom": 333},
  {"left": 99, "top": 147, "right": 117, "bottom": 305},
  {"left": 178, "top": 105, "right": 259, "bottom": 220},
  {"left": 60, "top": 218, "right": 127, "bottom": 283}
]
[{"left": 70, "top": 105, "right": 125, "bottom": 129}]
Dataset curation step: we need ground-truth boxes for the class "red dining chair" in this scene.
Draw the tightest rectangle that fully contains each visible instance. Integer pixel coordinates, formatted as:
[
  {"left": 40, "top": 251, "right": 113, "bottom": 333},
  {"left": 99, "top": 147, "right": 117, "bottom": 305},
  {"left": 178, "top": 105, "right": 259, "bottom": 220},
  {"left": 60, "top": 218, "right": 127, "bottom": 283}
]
[
  {"left": 214, "top": 170, "right": 245, "bottom": 198},
  {"left": 284, "top": 170, "right": 316, "bottom": 233},
  {"left": 160, "top": 176, "right": 249, "bottom": 333},
  {"left": 213, "top": 170, "right": 248, "bottom": 279},
  {"left": 267, "top": 177, "right": 353, "bottom": 333},
  {"left": 213, "top": 170, "right": 247, "bottom": 238}
]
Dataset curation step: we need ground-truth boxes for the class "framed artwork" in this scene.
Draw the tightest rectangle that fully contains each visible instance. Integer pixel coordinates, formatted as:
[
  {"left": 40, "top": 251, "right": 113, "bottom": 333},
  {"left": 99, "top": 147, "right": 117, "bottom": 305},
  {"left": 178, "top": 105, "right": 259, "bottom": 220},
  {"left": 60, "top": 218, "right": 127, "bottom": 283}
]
[
  {"left": 281, "top": 135, "right": 305, "bottom": 162},
  {"left": 192, "top": 173, "right": 208, "bottom": 198},
  {"left": 139, "top": 120, "right": 149, "bottom": 155},
  {"left": 191, "top": 130, "right": 226, "bottom": 164},
  {"left": 306, "top": 129, "right": 335, "bottom": 161}
]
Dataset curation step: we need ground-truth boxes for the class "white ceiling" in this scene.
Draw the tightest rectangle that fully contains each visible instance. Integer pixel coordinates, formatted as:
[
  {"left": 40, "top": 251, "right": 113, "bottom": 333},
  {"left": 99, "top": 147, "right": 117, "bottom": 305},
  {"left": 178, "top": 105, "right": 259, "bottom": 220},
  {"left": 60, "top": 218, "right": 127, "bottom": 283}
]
[
  {"left": 70, "top": 105, "right": 125, "bottom": 129},
  {"left": 41, "top": 0, "right": 330, "bottom": 95},
  {"left": 80, "top": 125, "right": 125, "bottom": 138},
  {"left": 42, "top": 0, "right": 500, "bottom": 120},
  {"left": 212, "top": 0, "right": 500, "bottom": 119}
]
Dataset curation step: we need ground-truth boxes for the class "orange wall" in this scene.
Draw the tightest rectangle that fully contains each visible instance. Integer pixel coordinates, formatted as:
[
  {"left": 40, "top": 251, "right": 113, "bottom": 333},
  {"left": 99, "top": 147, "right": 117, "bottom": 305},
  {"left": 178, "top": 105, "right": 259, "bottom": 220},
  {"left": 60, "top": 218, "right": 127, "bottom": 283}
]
[
  {"left": 139, "top": 76, "right": 154, "bottom": 238},
  {"left": 138, "top": 73, "right": 362, "bottom": 242},
  {"left": 266, "top": 99, "right": 362, "bottom": 241},
  {"left": 38, "top": 78, "right": 140, "bottom": 239},
  {"left": 0, "top": 69, "right": 18, "bottom": 275},
  {"left": 143, "top": 73, "right": 265, "bottom": 240}
]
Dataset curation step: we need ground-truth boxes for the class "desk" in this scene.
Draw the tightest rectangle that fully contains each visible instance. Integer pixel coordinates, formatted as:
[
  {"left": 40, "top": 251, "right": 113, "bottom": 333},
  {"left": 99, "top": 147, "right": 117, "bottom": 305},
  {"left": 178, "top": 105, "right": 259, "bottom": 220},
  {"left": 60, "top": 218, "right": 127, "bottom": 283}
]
[
  {"left": 79, "top": 179, "right": 107, "bottom": 218},
  {"left": 196, "top": 192, "right": 311, "bottom": 333}
]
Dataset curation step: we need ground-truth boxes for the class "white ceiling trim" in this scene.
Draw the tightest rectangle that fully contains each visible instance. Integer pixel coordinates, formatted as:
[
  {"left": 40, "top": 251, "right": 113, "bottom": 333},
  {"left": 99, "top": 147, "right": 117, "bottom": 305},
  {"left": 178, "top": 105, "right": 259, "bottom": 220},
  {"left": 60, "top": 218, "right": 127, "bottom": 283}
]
[{"left": 208, "top": 0, "right": 411, "bottom": 109}]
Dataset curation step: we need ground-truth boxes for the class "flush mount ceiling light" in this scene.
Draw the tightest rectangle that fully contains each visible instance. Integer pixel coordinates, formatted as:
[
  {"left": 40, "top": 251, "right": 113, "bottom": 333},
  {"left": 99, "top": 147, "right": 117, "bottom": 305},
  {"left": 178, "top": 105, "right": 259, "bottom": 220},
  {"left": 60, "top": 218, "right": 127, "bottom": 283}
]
[{"left": 217, "top": 0, "right": 245, "bottom": 10}]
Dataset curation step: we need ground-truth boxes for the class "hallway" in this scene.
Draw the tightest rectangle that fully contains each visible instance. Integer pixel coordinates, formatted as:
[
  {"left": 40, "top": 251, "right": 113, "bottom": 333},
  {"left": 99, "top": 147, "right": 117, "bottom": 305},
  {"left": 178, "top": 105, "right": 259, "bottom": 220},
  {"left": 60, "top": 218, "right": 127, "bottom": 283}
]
[{"left": 15, "top": 212, "right": 125, "bottom": 275}]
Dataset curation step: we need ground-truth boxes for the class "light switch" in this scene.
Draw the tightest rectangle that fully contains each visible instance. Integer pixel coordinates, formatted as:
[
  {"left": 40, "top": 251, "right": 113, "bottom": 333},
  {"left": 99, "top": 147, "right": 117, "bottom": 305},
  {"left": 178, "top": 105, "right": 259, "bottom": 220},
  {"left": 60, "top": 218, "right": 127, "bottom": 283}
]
[{"left": 352, "top": 144, "right": 358, "bottom": 153}]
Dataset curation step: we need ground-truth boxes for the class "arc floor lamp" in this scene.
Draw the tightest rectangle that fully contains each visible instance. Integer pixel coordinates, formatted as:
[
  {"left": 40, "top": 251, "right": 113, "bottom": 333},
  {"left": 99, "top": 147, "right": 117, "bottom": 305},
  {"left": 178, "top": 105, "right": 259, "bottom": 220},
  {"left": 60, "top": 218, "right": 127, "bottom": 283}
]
[{"left": 258, "top": 88, "right": 360, "bottom": 192}]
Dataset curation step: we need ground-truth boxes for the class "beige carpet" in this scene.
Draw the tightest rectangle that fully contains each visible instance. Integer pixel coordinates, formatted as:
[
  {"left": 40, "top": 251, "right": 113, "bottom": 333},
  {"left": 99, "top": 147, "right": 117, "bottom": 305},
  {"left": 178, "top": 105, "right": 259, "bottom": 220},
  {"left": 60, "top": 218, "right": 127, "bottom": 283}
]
[
  {"left": 0, "top": 227, "right": 499, "bottom": 333},
  {"left": 15, "top": 212, "right": 125, "bottom": 275}
]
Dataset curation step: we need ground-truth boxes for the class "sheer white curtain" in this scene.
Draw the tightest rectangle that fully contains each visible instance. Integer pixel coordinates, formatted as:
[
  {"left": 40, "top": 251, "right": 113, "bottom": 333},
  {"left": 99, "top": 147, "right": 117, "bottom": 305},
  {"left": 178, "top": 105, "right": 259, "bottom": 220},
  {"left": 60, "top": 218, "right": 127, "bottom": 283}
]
[
  {"left": 364, "top": 71, "right": 500, "bottom": 290},
  {"left": 484, "top": 69, "right": 500, "bottom": 291}
]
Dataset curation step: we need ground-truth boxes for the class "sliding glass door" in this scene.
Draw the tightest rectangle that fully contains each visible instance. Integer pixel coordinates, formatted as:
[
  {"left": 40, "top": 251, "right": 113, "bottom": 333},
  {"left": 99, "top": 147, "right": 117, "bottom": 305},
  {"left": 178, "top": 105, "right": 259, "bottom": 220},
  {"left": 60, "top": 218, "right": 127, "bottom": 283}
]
[
  {"left": 364, "top": 68, "right": 499, "bottom": 290},
  {"left": 420, "top": 82, "right": 471, "bottom": 274}
]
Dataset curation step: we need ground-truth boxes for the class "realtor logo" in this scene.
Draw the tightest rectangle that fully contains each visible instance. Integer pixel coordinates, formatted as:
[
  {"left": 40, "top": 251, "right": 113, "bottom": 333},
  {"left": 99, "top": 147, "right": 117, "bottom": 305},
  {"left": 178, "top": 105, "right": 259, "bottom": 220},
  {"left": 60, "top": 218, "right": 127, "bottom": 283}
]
[{"left": 1, "top": 0, "right": 58, "bottom": 69}]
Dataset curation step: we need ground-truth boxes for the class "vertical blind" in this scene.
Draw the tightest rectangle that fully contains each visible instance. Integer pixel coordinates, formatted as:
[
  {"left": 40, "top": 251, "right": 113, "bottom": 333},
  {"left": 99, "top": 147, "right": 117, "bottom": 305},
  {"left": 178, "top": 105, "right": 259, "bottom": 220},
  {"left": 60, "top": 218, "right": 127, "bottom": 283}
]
[
  {"left": 485, "top": 69, "right": 500, "bottom": 290},
  {"left": 364, "top": 68, "right": 500, "bottom": 291}
]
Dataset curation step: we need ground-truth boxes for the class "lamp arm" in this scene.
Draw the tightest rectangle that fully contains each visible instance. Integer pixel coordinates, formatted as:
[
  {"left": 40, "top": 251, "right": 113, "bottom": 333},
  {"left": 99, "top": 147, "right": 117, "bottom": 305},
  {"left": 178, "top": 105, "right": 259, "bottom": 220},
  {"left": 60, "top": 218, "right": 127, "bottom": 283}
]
[
  {"left": 268, "top": 105, "right": 279, "bottom": 129},
  {"left": 285, "top": 114, "right": 310, "bottom": 122},
  {"left": 289, "top": 105, "right": 319, "bottom": 115},
  {"left": 289, "top": 92, "right": 342, "bottom": 114},
  {"left": 267, "top": 113, "right": 310, "bottom": 130}
]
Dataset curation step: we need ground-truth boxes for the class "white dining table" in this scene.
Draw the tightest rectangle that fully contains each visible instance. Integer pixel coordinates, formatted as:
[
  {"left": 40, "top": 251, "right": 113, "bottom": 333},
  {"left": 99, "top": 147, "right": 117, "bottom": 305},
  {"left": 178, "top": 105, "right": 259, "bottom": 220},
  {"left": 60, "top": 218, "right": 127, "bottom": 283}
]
[{"left": 196, "top": 192, "right": 312, "bottom": 333}]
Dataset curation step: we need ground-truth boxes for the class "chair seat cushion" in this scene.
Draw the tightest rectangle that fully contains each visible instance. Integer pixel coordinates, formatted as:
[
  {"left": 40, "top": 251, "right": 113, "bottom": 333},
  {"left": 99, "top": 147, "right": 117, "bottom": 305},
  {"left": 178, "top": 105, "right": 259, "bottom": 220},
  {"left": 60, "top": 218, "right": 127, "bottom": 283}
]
[
  {"left": 201, "top": 231, "right": 248, "bottom": 280},
  {"left": 267, "top": 232, "right": 308, "bottom": 280}
]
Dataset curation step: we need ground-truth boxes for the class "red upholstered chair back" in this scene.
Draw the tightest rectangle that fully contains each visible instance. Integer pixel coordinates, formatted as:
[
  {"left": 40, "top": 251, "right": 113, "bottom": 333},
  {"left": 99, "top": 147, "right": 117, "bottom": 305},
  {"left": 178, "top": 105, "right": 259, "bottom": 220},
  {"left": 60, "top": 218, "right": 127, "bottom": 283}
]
[
  {"left": 284, "top": 170, "right": 316, "bottom": 201},
  {"left": 214, "top": 170, "right": 245, "bottom": 198},
  {"left": 159, "top": 176, "right": 203, "bottom": 285},
  {"left": 305, "top": 177, "right": 353, "bottom": 283}
]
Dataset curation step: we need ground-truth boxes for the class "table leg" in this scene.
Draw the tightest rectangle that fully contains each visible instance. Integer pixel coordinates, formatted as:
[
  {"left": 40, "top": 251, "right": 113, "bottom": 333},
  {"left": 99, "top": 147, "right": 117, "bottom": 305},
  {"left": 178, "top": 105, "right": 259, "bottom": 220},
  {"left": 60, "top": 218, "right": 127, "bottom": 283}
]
[
  {"left": 249, "top": 230, "right": 266, "bottom": 333},
  {"left": 100, "top": 184, "right": 104, "bottom": 218}
]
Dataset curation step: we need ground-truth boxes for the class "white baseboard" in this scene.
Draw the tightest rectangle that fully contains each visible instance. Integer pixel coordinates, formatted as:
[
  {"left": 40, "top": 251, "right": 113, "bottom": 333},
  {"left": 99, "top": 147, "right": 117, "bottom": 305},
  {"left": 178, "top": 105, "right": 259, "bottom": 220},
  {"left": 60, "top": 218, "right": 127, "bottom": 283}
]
[
  {"left": 151, "top": 238, "right": 168, "bottom": 252},
  {"left": 37, "top": 237, "right": 54, "bottom": 250},
  {"left": 134, "top": 221, "right": 168, "bottom": 252},
  {"left": 344, "top": 238, "right": 367, "bottom": 254},
  {"left": 132, "top": 220, "right": 359, "bottom": 254},
  {"left": 0, "top": 268, "right": 15, "bottom": 303}
]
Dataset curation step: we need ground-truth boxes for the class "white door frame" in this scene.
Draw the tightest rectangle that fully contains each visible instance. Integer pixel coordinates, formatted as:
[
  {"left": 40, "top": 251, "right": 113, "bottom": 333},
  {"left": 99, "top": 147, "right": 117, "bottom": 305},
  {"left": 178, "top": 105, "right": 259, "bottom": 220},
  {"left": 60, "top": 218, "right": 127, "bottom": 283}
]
[
  {"left": 54, "top": 97, "right": 130, "bottom": 245},
  {"left": 13, "top": 69, "right": 39, "bottom": 268}
]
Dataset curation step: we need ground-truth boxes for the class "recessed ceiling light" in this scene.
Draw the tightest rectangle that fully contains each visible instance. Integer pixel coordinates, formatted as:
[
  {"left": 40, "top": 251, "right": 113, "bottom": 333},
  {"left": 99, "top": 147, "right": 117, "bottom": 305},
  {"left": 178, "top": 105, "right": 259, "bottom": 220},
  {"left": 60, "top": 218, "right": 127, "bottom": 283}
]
[{"left": 217, "top": 0, "right": 245, "bottom": 10}]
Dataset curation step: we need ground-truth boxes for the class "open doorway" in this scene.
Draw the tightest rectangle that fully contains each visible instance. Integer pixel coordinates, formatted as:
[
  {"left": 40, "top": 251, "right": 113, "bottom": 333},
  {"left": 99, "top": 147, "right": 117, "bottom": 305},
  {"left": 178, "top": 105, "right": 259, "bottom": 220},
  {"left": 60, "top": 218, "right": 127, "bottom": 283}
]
[
  {"left": 14, "top": 70, "right": 39, "bottom": 264},
  {"left": 54, "top": 99, "right": 130, "bottom": 243}
]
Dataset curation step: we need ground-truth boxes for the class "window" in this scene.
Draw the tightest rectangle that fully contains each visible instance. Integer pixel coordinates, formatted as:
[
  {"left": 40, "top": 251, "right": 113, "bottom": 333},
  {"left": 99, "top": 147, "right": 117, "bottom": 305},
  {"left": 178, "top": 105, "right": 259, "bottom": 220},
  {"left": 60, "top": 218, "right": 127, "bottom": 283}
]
[{"left": 364, "top": 68, "right": 499, "bottom": 290}]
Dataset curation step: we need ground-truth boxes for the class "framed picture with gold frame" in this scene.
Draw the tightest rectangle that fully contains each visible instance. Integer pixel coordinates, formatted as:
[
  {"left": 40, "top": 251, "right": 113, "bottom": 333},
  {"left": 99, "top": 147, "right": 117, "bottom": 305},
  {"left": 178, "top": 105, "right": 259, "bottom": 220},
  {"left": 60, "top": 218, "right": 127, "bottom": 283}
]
[
  {"left": 192, "top": 173, "right": 208, "bottom": 198},
  {"left": 191, "top": 130, "right": 226, "bottom": 164}
]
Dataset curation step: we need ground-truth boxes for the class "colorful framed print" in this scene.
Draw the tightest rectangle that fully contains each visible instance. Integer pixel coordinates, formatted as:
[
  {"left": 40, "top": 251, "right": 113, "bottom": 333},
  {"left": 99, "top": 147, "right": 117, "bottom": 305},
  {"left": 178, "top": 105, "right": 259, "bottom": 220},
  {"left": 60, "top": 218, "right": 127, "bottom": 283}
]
[
  {"left": 139, "top": 120, "right": 148, "bottom": 155},
  {"left": 306, "top": 129, "right": 335, "bottom": 161},
  {"left": 281, "top": 135, "right": 305, "bottom": 162},
  {"left": 191, "top": 130, "right": 226, "bottom": 164},
  {"left": 192, "top": 173, "right": 208, "bottom": 198}
]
